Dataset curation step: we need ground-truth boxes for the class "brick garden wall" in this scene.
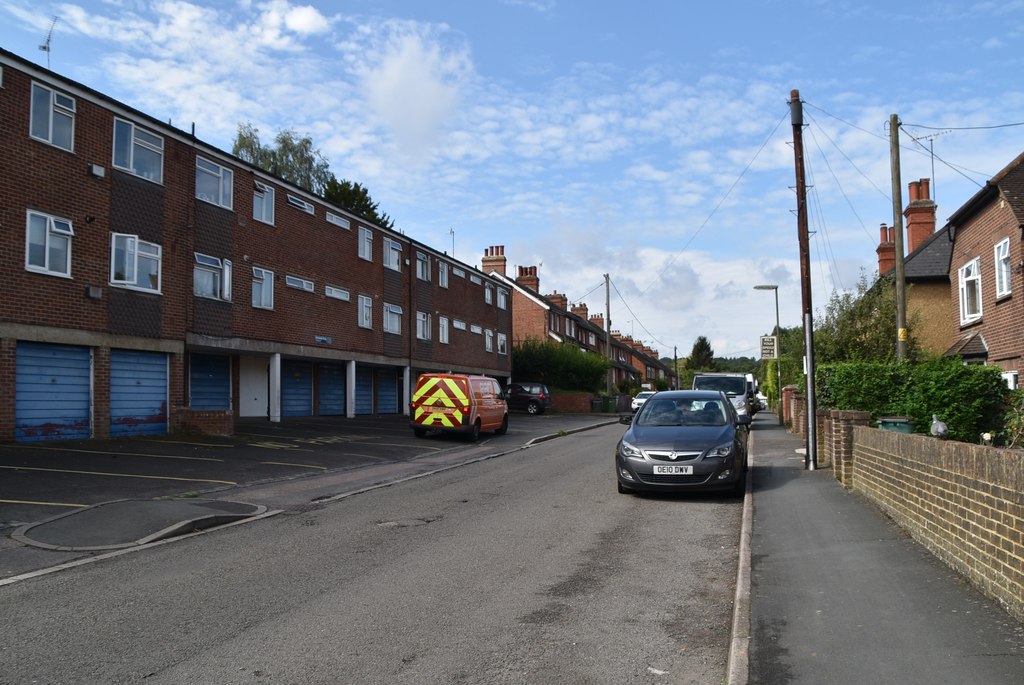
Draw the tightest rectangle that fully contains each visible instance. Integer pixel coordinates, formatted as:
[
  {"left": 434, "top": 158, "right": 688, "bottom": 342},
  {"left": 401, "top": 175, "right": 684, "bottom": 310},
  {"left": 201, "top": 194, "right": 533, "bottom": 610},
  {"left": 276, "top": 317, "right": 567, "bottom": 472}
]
[{"left": 820, "top": 407, "right": 1024, "bottom": 622}]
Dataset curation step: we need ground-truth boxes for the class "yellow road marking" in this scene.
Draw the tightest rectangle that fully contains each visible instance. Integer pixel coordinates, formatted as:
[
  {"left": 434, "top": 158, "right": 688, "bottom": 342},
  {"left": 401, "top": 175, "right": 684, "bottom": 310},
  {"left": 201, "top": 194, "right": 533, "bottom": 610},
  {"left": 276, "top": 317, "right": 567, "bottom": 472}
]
[
  {"left": 11, "top": 445, "right": 223, "bottom": 462},
  {"left": 259, "top": 461, "right": 327, "bottom": 470},
  {"left": 0, "top": 465, "right": 235, "bottom": 485},
  {"left": 0, "top": 499, "right": 86, "bottom": 508},
  {"left": 138, "top": 439, "right": 231, "bottom": 448}
]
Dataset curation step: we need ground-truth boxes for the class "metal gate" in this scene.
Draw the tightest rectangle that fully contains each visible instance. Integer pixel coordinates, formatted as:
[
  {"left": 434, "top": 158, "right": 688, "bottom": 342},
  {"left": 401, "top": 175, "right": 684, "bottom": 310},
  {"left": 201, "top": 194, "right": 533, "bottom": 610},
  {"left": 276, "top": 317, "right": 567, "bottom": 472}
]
[
  {"left": 110, "top": 349, "right": 168, "bottom": 437},
  {"left": 376, "top": 368, "right": 399, "bottom": 414},
  {"left": 189, "top": 353, "right": 231, "bottom": 410},
  {"left": 354, "top": 366, "right": 374, "bottom": 415},
  {"left": 318, "top": 363, "right": 346, "bottom": 416},
  {"left": 15, "top": 341, "right": 92, "bottom": 442},
  {"left": 282, "top": 359, "right": 313, "bottom": 417}
]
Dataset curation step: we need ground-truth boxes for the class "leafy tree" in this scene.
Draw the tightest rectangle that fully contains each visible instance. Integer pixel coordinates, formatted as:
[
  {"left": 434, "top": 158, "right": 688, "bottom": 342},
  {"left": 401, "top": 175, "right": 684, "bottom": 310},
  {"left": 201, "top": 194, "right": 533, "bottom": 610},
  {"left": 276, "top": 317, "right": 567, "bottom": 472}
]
[
  {"left": 232, "top": 123, "right": 332, "bottom": 194},
  {"left": 323, "top": 177, "right": 394, "bottom": 230},
  {"left": 686, "top": 336, "right": 716, "bottom": 371}
]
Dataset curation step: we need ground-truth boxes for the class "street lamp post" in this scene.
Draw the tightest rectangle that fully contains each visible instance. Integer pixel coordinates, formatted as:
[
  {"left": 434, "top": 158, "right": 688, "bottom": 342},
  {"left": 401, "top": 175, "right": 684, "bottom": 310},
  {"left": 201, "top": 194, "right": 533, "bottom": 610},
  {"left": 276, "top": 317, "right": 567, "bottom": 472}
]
[{"left": 754, "top": 285, "right": 783, "bottom": 425}]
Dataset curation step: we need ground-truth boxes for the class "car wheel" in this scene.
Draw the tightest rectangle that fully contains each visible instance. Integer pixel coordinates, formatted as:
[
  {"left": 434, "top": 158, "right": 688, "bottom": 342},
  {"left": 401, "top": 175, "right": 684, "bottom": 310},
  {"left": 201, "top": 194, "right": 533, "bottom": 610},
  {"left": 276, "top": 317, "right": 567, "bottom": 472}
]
[
  {"left": 413, "top": 427, "right": 427, "bottom": 438},
  {"left": 526, "top": 401, "right": 540, "bottom": 415},
  {"left": 468, "top": 420, "right": 481, "bottom": 442},
  {"left": 732, "top": 469, "right": 747, "bottom": 497},
  {"left": 494, "top": 414, "right": 509, "bottom": 435}
]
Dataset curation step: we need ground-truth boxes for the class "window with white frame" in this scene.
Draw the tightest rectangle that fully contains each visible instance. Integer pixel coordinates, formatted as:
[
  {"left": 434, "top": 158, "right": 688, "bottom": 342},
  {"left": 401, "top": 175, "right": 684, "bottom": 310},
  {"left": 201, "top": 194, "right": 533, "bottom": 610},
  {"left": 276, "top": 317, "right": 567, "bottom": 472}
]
[
  {"left": 194, "top": 253, "right": 231, "bottom": 300},
  {"left": 958, "top": 257, "right": 982, "bottom": 324},
  {"left": 588, "top": 332, "right": 596, "bottom": 346},
  {"left": 253, "top": 181, "right": 274, "bottom": 224},
  {"left": 25, "top": 210, "right": 73, "bottom": 277},
  {"left": 485, "top": 284, "right": 493, "bottom": 304},
  {"left": 113, "top": 117, "right": 163, "bottom": 183},
  {"left": 252, "top": 267, "right": 274, "bottom": 309},
  {"left": 30, "top": 82, "right": 75, "bottom": 151},
  {"left": 485, "top": 329, "right": 494, "bottom": 352},
  {"left": 497, "top": 332, "right": 507, "bottom": 355},
  {"left": 110, "top": 233, "right": 161, "bottom": 292},
  {"left": 439, "top": 261, "right": 449, "bottom": 288},
  {"left": 287, "top": 194, "right": 314, "bottom": 214},
  {"left": 439, "top": 315, "right": 449, "bottom": 343},
  {"left": 326, "top": 212, "right": 350, "bottom": 230},
  {"left": 417, "top": 311, "right": 432, "bottom": 340},
  {"left": 453, "top": 267, "right": 466, "bottom": 278},
  {"left": 453, "top": 319, "right": 467, "bottom": 330},
  {"left": 470, "top": 274, "right": 482, "bottom": 285},
  {"left": 325, "top": 285, "right": 350, "bottom": 301},
  {"left": 1003, "top": 371, "right": 1019, "bottom": 390},
  {"left": 995, "top": 238, "right": 1012, "bottom": 298},
  {"left": 384, "top": 303, "right": 402, "bottom": 334},
  {"left": 470, "top": 324, "right": 483, "bottom": 334},
  {"left": 358, "top": 295, "right": 373, "bottom": 328},
  {"left": 286, "top": 275, "right": 314, "bottom": 292},
  {"left": 384, "top": 238, "right": 402, "bottom": 271},
  {"left": 196, "top": 157, "right": 233, "bottom": 209},
  {"left": 417, "top": 251, "right": 430, "bottom": 280},
  {"left": 359, "top": 227, "right": 373, "bottom": 261},
  {"left": 497, "top": 288, "right": 508, "bottom": 309}
]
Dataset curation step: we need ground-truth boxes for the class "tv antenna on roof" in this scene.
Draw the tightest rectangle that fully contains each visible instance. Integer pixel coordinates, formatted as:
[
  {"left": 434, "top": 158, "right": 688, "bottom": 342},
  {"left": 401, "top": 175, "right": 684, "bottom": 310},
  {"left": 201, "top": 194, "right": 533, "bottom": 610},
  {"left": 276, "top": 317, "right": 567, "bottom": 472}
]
[{"left": 39, "top": 16, "right": 58, "bottom": 69}]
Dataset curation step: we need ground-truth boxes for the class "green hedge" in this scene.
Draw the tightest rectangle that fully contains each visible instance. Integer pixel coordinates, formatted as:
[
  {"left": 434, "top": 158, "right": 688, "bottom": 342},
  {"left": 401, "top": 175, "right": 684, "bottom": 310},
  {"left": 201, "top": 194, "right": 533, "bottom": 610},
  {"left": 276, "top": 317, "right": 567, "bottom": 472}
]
[
  {"left": 512, "top": 339, "right": 610, "bottom": 393},
  {"left": 817, "top": 357, "right": 1008, "bottom": 443}
]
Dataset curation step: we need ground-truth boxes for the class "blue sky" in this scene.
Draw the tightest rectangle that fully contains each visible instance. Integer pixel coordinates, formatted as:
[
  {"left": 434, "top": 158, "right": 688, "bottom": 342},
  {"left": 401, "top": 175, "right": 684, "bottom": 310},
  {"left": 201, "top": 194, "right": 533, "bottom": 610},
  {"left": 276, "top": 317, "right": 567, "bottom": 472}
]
[{"left": 4, "top": 0, "right": 1024, "bottom": 358}]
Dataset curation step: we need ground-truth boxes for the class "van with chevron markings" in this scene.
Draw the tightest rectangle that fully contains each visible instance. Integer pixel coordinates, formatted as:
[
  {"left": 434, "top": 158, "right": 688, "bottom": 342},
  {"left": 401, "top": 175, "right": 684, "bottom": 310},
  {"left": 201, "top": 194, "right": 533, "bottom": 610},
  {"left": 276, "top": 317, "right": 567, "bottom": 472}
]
[{"left": 410, "top": 373, "right": 509, "bottom": 441}]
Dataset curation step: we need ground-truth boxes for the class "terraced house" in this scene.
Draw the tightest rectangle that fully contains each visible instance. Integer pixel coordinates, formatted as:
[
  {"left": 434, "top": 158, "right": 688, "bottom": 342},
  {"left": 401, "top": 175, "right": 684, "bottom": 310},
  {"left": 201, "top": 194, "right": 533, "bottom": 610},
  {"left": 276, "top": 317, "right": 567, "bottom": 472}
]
[{"left": 0, "top": 48, "right": 511, "bottom": 442}]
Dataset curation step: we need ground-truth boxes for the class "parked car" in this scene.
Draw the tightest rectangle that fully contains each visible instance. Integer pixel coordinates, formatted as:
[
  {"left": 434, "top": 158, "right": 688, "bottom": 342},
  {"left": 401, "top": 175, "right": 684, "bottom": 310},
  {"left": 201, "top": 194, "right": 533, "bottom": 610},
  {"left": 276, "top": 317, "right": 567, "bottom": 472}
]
[
  {"left": 506, "top": 382, "right": 552, "bottom": 415},
  {"left": 692, "top": 372, "right": 754, "bottom": 420},
  {"left": 410, "top": 373, "right": 508, "bottom": 440},
  {"left": 631, "top": 390, "right": 657, "bottom": 413},
  {"left": 616, "top": 390, "right": 750, "bottom": 495}
]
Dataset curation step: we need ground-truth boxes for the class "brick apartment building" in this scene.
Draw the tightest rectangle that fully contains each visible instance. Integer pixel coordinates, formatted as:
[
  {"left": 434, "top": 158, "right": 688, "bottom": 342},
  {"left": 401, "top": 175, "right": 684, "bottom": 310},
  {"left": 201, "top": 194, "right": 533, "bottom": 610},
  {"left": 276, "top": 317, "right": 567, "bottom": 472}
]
[
  {"left": 481, "top": 247, "right": 676, "bottom": 390},
  {"left": 0, "top": 48, "right": 511, "bottom": 442}
]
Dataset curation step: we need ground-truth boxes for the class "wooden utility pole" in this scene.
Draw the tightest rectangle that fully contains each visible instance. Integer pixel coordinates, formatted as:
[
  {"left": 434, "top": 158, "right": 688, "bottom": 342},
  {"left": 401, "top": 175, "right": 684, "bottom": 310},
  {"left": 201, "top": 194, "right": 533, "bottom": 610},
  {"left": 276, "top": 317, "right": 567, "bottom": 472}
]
[
  {"left": 890, "top": 114, "right": 908, "bottom": 360},
  {"left": 791, "top": 89, "right": 816, "bottom": 470},
  {"left": 605, "top": 273, "right": 613, "bottom": 395}
]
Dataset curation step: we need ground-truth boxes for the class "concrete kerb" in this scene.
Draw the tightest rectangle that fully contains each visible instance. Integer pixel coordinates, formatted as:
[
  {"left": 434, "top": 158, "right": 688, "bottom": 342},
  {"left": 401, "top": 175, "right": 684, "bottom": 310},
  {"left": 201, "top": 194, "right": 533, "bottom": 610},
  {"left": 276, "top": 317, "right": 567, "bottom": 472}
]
[{"left": 726, "top": 431, "right": 756, "bottom": 685}]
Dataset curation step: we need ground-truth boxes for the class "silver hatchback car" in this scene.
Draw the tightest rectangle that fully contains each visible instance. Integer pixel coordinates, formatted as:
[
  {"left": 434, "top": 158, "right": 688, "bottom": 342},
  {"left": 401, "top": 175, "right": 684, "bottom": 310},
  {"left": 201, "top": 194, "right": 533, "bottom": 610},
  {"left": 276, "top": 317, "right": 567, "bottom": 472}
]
[{"left": 616, "top": 390, "right": 751, "bottom": 495}]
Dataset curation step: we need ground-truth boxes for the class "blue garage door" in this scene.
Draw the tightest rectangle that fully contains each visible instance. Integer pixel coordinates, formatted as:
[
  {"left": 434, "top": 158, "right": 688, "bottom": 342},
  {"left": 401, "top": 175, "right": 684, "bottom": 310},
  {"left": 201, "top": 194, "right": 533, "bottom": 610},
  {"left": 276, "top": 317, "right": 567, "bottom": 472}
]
[
  {"left": 376, "top": 368, "right": 399, "bottom": 414},
  {"left": 16, "top": 341, "right": 92, "bottom": 442},
  {"left": 318, "top": 363, "right": 346, "bottom": 416},
  {"left": 282, "top": 360, "right": 313, "bottom": 417},
  {"left": 110, "top": 349, "right": 168, "bottom": 437},
  {"left": 190, "top": 354, "right": 231, "bottom": 410},
  {"left": 355, "top": 366, "right": 373, "bottom": 415}
]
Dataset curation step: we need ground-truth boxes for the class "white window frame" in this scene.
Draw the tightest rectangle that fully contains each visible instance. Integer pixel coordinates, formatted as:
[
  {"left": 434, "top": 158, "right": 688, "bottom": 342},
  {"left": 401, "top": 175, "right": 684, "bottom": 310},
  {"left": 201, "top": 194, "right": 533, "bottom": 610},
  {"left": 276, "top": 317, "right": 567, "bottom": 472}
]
[
  {"left": 417, "top": 252, "right": 430, "bottom": 281},
  {"left": 485, "top": 284, "right": 493, "bottom": 304},
  {"left": 325, "top": 285, "right": 350, "bottom": 301},
  {"left": 417, "top": 311, "right": 432, "bottom": 340},
  {"left": 497, "top": 288, "right": 508, "bottom": 309},
  {"left": 326, "top": 212, "right": 350, "bottom": 230},
  {"left": 253, "top": 181, "right": 275, "bottom": 225},
  {"left": 384, "top": 238, "right": 402, "bottom": 271},
  {"left": 194, "top": 252, "right": 232, "bottom": 300},
  {"left": 25, "top": 209, "right": 73, "bottom": 278},
  {"left": 113, "top": 117, "right": 163, "bottom": 183},
  {"left": 485, "top": 329, "right": 494, "bottom": 352},
  {"left": 439, "top": 315, "right": 450, "bottom": 344},
  {"left": 286, "top": 275, "right": 314, "bottom": 292},
  {"left": 30, "top": 82, "right": 75, "bottom": 151},
  {"left": 196, "top": 156, "right": 233, "bottom": 209},
  {"left": 470, "top": 324, "right": 483, "bottom": 334},
  {"left": 110, "top": 233, "right": 162, "bottom": 293},
  {"left": 453, "top": 267, "right": 466, "bottom": 278},
  {"left": 384, "top": 303, "right": 402, "bottom": 334},
  {"left": 453, "top": 319, "right": 467, "bottom": 330},
  {"left": 498, "top": 332, "right": 508, "bottom": 355},
  {"left": 958, "top": 257, "right": 982, "bottom": 324},
  {"left": 470, "top": 274, "right": 482, "bottom": 285},
  {"left": 287, "top": 193, "right": 315, "bottom": 214},
  {"left": 359, "top": 227, "right": 373, "bottom": 261},
  {"left": 439, "top": 261, "right": 449, "bottom": 288},
  {"left": 252, "top": 267, "right": 274, "bottom": 309},
  {"left": 358, "top": 295, "right": 373, "bottom": 328},
  {"left": 995, "top": 238, "right": 1012, "bottom": 298}
]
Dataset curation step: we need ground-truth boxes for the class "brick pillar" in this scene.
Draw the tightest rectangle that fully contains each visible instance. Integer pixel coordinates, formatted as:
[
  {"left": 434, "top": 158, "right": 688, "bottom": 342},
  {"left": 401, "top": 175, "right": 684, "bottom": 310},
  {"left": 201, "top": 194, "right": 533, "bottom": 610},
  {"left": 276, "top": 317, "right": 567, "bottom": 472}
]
[
  {"left": 94, "top": 346, "right": 110, "bottom": 439},
  {"left": 791, "top": 393, "right": 806, "bottom": 437},
  {"left": 0, "top": 338, "right": 15, "bottom": 441},
  {"left": 829, "top": 410, "right": 872, "bottom": 487},
  {"left": 816, "top": 408, "right": 831, "bottom": 469}
]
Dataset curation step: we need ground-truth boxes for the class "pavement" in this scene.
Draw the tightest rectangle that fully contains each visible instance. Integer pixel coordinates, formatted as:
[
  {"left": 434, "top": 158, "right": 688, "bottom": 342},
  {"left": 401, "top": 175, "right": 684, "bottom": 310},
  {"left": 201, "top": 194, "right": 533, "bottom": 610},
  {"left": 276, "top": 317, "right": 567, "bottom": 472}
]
[{"left": 742, "top": 419, "right": 1024, "bottom": 684}]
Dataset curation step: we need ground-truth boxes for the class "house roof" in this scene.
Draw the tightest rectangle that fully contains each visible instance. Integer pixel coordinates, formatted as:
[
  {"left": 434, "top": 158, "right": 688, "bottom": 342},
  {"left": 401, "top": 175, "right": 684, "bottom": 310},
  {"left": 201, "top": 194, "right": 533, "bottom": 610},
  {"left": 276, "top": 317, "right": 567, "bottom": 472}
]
[
  {"left": 943, "top": 331, "right": 988, "bottom": 360},
  {"left": 947, "top": 149, "right": 1024, "bottom": 229},
  {"left": 902, "top": 224, "right": 952, "bottom": 282}
]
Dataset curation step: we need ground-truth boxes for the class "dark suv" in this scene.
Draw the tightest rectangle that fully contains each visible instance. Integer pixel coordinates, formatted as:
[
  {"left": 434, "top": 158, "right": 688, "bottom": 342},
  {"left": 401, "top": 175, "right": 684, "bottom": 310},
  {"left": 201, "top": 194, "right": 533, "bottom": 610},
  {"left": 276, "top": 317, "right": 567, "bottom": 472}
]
[{"left": 505, "top": 382, "right": 552, "bottom": 415}]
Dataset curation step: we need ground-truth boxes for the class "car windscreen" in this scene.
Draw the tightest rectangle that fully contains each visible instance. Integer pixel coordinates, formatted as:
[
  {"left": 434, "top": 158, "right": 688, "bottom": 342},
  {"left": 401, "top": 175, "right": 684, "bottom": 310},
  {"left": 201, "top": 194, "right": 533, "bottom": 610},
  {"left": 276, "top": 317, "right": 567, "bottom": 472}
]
[
  {"left": 638, "top": 398, "right": 727, "bottom": 426},
  {"left": 693, "top": 376, "right": 746, "bottom": 395}
]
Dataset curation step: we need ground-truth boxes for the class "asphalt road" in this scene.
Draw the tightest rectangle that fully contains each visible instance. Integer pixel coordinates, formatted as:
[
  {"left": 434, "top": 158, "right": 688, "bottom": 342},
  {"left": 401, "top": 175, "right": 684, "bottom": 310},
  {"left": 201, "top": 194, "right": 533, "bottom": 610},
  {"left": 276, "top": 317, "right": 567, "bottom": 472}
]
[{"left": 0, "top": 422, "right": 743, "bottom": 684}]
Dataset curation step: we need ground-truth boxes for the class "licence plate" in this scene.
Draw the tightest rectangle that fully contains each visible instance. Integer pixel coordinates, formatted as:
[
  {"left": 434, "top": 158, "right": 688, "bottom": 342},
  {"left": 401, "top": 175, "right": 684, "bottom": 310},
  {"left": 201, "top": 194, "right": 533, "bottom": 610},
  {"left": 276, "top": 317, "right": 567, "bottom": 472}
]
[{"left": 653, "top": 464, "right": 693, "bottom": 475}]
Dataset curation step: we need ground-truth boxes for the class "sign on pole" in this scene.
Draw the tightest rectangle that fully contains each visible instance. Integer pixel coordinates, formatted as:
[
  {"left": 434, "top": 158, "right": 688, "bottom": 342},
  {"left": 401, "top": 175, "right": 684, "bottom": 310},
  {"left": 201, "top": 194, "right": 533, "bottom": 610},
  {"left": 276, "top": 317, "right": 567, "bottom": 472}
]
[{"left": 760, "top": 335, "right": 778, "bottom": 360}]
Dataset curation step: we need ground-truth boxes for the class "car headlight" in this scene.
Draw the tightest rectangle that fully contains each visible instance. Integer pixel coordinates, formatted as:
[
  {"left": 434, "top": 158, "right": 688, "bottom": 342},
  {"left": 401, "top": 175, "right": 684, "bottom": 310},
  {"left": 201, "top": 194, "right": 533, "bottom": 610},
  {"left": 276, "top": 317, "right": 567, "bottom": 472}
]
[
  {"left": 706, "top": 442, "right": 733, "bottom": 458},
  {"left": 619, "top": 439, "right": 645, "bottom": 461}
]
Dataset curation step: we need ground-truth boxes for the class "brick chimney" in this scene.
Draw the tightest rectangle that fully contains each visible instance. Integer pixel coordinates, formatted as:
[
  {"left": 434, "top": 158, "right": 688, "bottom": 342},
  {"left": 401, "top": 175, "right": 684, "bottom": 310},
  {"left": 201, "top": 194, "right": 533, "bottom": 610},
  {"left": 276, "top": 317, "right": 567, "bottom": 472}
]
[
  {"left": 481, "top": 245, "right": 507, "bottom": 276},
  {"left": 516, "top": 265, "right": 539, "bottom": 291},
  {"left": 590, "top": 314, "right": 605, "bottom": 330},
  {"left": 548, "top": 291, "right": 568, "bottom": 310},
  {"left": 571, "top": 303, "right": 589, "bottom": 319},
  {"left": 876, "top": 223, "right": 895, "bottom": 275},
  {"left": 905, "top": 178, "right": 937, "bottom": 254}
]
